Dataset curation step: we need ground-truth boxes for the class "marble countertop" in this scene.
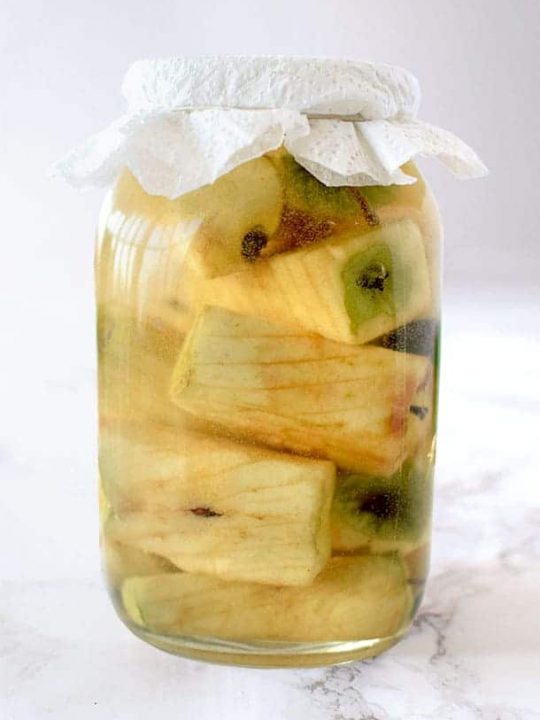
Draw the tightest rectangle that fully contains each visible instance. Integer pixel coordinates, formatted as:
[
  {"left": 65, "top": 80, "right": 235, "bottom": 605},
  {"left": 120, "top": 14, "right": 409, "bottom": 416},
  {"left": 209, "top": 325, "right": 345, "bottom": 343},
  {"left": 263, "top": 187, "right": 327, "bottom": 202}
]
[{"left": 2, "top": 291, "right": 539, "bottom": 719}]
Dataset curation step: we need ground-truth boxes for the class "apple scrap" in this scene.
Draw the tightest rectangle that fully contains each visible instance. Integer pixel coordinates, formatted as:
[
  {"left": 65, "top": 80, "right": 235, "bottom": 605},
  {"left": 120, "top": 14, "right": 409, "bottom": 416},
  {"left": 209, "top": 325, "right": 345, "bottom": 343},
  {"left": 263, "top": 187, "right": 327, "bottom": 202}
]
[
  {"left": 170, "top": 308, "right": 432, "bottom": 477},
  {"left": 330, "top": 461, "right": 433, "bottom": 555},
  {"left": 101, "top": 427, "right": 335, "bottom": 586},
  {"left": 121, "top": 554, "right": 412, "bottom": 642},
  {"left": 202, "top": 219, "right": 431, "bottom": 345}
]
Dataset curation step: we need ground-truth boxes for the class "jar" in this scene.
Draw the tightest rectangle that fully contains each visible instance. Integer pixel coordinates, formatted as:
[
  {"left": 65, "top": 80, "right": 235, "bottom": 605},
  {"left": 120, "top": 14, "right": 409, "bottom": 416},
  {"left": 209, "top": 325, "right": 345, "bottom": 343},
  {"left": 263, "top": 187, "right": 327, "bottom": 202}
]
[{"left": 58, "top": 57, "right": 486, "bottom": 667}]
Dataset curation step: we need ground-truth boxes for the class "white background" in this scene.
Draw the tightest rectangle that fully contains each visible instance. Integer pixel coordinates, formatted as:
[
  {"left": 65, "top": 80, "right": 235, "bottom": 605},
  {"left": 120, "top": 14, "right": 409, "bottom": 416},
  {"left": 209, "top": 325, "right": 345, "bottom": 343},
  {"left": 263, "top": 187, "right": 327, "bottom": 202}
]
[{"left": 1, "top": 1, "right": 539, "bottom": 718}]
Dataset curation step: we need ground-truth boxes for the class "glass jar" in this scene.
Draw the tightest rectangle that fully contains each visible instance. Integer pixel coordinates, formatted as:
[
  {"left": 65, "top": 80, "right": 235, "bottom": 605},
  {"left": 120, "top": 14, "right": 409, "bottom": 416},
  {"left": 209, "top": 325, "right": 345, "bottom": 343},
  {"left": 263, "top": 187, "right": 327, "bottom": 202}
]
[{"left": 96, "top": 146, "right": 442, "bottom": 667}]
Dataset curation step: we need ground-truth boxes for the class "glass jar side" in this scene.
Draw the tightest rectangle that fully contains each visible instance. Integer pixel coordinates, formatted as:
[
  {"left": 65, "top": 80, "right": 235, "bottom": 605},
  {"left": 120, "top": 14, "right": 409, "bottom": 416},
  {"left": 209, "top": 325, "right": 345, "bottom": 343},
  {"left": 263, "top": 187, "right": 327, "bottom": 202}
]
[{"left": 95, "top": 150, "right": 441, "bottom": 667}]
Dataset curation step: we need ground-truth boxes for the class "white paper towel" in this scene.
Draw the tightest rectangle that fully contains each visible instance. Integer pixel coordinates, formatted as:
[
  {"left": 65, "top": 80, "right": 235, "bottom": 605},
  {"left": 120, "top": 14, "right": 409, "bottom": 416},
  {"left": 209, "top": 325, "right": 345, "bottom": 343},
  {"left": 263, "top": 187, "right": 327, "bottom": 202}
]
[{"left": 55, "top": 56, "right": 487, "bottom": 198}]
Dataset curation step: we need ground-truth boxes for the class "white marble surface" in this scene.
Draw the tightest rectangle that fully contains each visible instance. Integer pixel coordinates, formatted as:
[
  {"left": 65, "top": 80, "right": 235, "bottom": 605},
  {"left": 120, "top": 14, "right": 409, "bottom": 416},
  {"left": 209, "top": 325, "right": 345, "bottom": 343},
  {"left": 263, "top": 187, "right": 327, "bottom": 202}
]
[{"left": 2, "top": 290, "right": 540, "bottom": 719}]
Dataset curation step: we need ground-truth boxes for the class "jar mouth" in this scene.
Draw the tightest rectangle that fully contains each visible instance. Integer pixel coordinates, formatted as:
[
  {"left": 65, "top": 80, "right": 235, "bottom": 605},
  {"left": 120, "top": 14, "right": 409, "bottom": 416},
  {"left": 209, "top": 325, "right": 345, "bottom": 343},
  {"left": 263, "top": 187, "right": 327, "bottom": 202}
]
[
  {"left": 164, "top": 107, "right": 367, "bottom": 122},
  {"left": 307, "top": 113, "right": 366, "bottom": 121}
]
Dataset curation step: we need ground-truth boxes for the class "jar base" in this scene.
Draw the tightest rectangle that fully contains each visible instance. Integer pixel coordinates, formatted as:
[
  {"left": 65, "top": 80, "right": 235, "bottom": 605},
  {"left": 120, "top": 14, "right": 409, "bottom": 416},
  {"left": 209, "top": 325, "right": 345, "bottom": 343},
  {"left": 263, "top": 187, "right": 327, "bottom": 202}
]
[{"left": 124, "top": 621, "right": 409, "bottom": 668}]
